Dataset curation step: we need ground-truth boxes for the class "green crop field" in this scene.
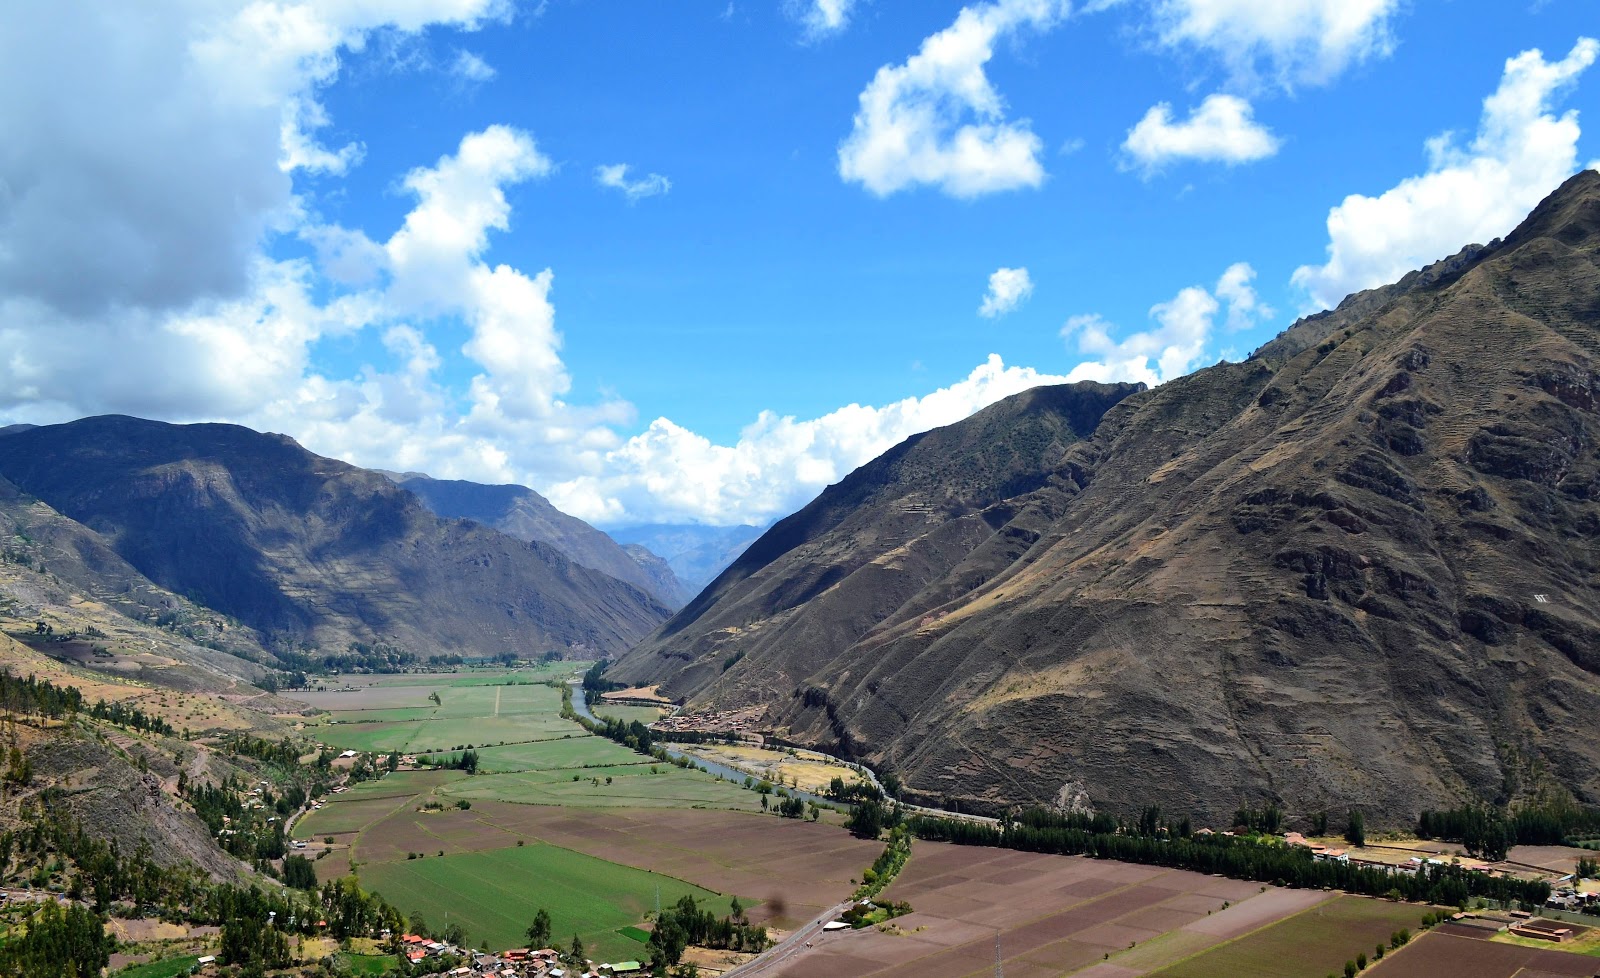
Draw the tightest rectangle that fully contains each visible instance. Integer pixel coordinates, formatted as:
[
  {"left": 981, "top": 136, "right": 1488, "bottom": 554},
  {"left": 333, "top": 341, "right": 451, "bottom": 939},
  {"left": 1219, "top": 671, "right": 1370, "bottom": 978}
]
[
  {"left": 316, "top": 720, "right": 431, "bottom": 753},
  {"left": 1149, "top": 896, "right": 1430, "bottom": 978},
  {"left": 341, "top": 953, "right": 397, "bottom": 975},
  {"left": 420, "top": 736, "right": 646, "bottom": 773},
  {"left": 112, "top": 956, "right": 202, "bottom": 978},
  {"left": 325, "top": 707, "right": 441, "bottom": 724},
  {"left": 359, "top": 843, "right": 735, "bottom": 959},
  {"left": 440, "top": 763, "right": 764, "bottom": 811}
]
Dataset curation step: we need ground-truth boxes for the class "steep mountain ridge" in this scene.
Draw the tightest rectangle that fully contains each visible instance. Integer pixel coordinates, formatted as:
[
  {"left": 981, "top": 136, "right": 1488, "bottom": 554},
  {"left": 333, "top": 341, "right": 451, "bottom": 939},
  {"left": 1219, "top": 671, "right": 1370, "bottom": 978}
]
[
  {"left": 611, "top": 170, "right": 1600, "bottom": 824},
  {"left": 0, "top": 418, "right": 670, "bottom": 659},
  {"left": 391, "top": 474, "right": 690, "bottom": 608}
]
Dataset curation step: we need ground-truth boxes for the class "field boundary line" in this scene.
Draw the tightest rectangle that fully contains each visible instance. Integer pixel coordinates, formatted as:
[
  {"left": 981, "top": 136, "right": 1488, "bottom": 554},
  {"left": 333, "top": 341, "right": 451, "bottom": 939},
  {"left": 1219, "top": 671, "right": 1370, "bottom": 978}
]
[{"left": 1140, "top": 890, "right": 1347, "bottom": 975}]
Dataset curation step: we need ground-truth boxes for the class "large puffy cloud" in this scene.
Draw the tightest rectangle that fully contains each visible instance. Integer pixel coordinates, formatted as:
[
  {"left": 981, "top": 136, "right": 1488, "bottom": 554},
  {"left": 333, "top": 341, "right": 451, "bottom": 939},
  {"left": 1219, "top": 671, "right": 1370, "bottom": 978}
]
[
  {"left": 1148, "top": 0, "right": 1401, "bottom": 88},
  {"left": 838, "top": 0, "right": 1068, "bottom": 198},
  {"left": 1122, "top": 94, "right": 1279, "bottom": 171},
  {"left": 0, "top": 0, "right": 505, "bottom": 319},
  {"left": 1292, "top": 38, "right": 1599, "bottom": 311},
  {"left": 544, "top": 355, "right": 1082, "bottom": 525},
  {"left": 1061, "top": 262, "right": 1268, "bottom": 387}
]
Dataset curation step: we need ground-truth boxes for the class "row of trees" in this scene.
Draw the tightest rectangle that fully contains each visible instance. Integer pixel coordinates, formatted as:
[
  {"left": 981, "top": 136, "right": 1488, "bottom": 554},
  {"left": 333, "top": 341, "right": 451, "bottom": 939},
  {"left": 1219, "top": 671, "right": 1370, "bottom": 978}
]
[
  {"left": 1417, "top": 802, "right": 1600, "bottom": 858},
  {"left": 906, "top": 810, "right": 1551, "bottom": 908},
  {"left": 86, "top": 698, "right": 174, "bottom": 737},
  {"left": 0, "top": 669, "right": 83, "bottom": 719}
]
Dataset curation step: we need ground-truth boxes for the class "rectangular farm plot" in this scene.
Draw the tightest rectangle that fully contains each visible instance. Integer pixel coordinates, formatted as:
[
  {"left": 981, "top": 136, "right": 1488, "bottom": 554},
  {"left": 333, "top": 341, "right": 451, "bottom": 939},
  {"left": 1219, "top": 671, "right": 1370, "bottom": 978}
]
[
  {"left": 358, "top": 843, "right": 735, "bottom": 960},
  {"left": 428, "top": 683, "right": 560, "bottom": 719},
  {"left": 1366, "top": 931, "right": 1599, "bottom": 978},
  {"left": 1149, "top": 895, "right": 1432, "bottom": 978},
  {"left": 441, "top": 764, "right": 765, "bottom": 811},
  {"left": 404, "top": 715, "right": 581, "bottom": 752},
  {"left": 768, "top": 842, "right": 1329, "bottom": 978},
  {"left": 316, "top": 720, "right": 430, "bottom": 753},
  {"left": 425, "top": 735, "right": 645, "bottom": 773}
]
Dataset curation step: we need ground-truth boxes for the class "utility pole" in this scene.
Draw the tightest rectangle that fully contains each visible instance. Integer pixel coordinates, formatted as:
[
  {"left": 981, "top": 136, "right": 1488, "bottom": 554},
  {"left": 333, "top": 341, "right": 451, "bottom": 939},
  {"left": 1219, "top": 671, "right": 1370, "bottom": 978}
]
[{"left": 995, "top": 932, "right": 1003, "bottom": 978}]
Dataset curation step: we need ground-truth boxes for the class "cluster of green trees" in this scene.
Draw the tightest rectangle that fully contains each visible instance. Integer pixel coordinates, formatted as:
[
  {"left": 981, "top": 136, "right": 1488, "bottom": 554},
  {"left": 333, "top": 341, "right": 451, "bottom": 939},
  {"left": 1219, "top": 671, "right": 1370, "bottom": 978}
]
[
  {"left": 906, "top": 808, "right": 1551, "bottom": 908},
  {"left": 825, "top": 776, "right": 882, "bottom": 805},
  {"left": 1417, "top": 802, "right": 1600, "bottom": 857},
  {"left": 845, "top": 797, "right": 903, "bottom": 839},
  {"left": 276, "top": 640, "right": 420, "bottom": 675},
  {"left": 773, "top": 795, "right": 806, "bottom": 818},
  {"left": 218, "top": 732, "right": 305, "bottom": 767},
  {"left": 220, "top": 913, "right": 292, "bottom": 972},
  {"left": 0, "top": 900, "right": 114, "bottom": 978},
  {"left": 647, "top": 895, "right": 769, "bottom": 970},
  {"left": 0, "top": 669, "right": 83, "bottom": 718},
  {"left": 1233, "top": 805, "right": 1284, "bottom": 834},
  {"left": 85, "top": 698, "right": 174, "bottom": 736},
  {"left": 419, "top": 748, "right": 480, "bottom": 774},
  {"left": 282, "top": 854, "right": 317, "bottom": 890}
]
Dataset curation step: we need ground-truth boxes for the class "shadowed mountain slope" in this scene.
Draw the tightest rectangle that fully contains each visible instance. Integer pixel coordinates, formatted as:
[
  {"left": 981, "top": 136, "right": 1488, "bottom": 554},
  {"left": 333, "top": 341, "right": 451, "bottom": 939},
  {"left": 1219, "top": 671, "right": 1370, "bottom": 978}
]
[
  {"left": 0, "top": 418, "right": 670, "bottom": 658},
  {"left": 392, "top": 474, "right": 689, "bottom": 608},
  {"left": 611, "top": 171, "right": 1600, "bottom": 825}
]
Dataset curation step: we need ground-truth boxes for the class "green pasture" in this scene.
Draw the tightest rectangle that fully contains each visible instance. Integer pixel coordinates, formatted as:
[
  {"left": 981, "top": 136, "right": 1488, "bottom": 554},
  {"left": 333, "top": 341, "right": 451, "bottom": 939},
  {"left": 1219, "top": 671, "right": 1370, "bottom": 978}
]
[
  {"left": 112, "top": 957, "right": 202, "bottom": 978},
  {"left": 420, "top": 736, "right": 644, "bottom": 773},
  {"left": 359, "top": 843, "right": 734, "bottom": 959}
]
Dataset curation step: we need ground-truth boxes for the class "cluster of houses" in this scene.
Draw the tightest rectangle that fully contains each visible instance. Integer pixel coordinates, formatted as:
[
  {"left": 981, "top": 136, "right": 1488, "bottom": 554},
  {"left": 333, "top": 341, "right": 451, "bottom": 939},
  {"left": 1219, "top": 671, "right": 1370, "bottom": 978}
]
[
  {"left": 397, "top": 935, "right": 646, "bottom": 977},
  {"left": 651, "top": 706, "right": 761, "bottom": 737}
]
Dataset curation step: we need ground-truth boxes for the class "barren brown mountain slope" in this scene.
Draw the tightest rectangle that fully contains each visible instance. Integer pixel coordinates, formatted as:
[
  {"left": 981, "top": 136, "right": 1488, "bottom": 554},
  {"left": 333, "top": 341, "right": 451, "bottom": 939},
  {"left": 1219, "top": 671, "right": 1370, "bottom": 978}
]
[{"left": 611, "top": 171, "right": 1600, "bottom": 825}]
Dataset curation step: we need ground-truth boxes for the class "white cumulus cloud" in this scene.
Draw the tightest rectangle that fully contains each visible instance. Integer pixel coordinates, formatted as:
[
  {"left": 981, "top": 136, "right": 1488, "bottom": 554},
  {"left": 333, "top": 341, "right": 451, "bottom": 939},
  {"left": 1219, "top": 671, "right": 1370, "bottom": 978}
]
[
  {"left": 450, "top": 50, "right": 497, "bottom": 83},
  {"left": 595, "top": 163, "right": 673, "bottom": 202},
  {"left": 837, "top": 0, "right": 1068, "bottom": 198},
  {"left": 544, "top": 355, "right": 1084, "bottom": 525},
  {"left": 1061, "top": 262, "right": 1269, "bottom": 387},
  {"left": 794, "top": 0, "right": 862, "bottom": 40},
  {"left": 1123, "top": 94, "right": 1279, "bottom": 171},
  {"left": 978, "top": 267, "right": 1035, "bottom": 318},
  {"left": 1292, "top": 37, "right": 1599, "bottom": 311},
  {"left": 1149, "top": 0, "right": 1401, "bottom": 88}
]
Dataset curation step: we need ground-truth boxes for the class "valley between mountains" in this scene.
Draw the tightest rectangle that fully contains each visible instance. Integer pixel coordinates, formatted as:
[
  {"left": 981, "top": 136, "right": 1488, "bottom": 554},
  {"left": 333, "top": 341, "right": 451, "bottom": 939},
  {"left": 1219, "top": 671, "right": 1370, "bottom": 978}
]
[{"left": 0, "top": 175, "right": 1597, "bottom": 978}]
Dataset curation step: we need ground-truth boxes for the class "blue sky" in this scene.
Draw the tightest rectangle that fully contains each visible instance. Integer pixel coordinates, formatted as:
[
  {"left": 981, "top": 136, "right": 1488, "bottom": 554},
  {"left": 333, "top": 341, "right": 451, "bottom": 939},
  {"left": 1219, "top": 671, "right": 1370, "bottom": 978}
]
[{"left": 1, "top": 0, "right": 1596, "bottom": 526}]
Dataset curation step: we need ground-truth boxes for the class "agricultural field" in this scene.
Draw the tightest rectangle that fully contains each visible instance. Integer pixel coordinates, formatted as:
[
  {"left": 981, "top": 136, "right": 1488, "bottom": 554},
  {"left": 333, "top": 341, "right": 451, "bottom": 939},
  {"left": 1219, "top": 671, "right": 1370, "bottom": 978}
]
[
  {"left": 290, "top": 669, "right": 828, "bottom": 957},
  {"left": 110, "top": 957, "right": 203, "bottom": 978},
  {"left": 679, "top": 743, "right": 871, "bottom": 795},
  {"left": 1147, "top": 895, "right": 1430, "bottom": 978},
  {"left": 1366, "top": 930, "right": 1599, "bottom": 977},
  {"left": 768, "top": 840, "right": 1312, "bottom": 978},
  {"left": 423, "top": 735, "right": 646, "bottom": 773},
  {"left": 359, "top": 843, "right": 735, "bottom": 959},
  {"left": 306, "top": 682, "right": 579, "bottom": 753},
  {"left": 440, "top": 762, "right": 765, "bottom": 810}
]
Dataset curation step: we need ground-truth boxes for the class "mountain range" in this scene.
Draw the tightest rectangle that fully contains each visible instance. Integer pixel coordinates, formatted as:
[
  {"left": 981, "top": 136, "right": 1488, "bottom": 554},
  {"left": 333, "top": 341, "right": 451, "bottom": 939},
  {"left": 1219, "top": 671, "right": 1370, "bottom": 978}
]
[
  {"left": 609, "top": 170, "right": 1600, "bottom": 824},
  {"left": 389, "top": 473, "right": 692, "bottom": 608},
  {"left": 0, "top": 417, "right": 670, "bottom": 661}
]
